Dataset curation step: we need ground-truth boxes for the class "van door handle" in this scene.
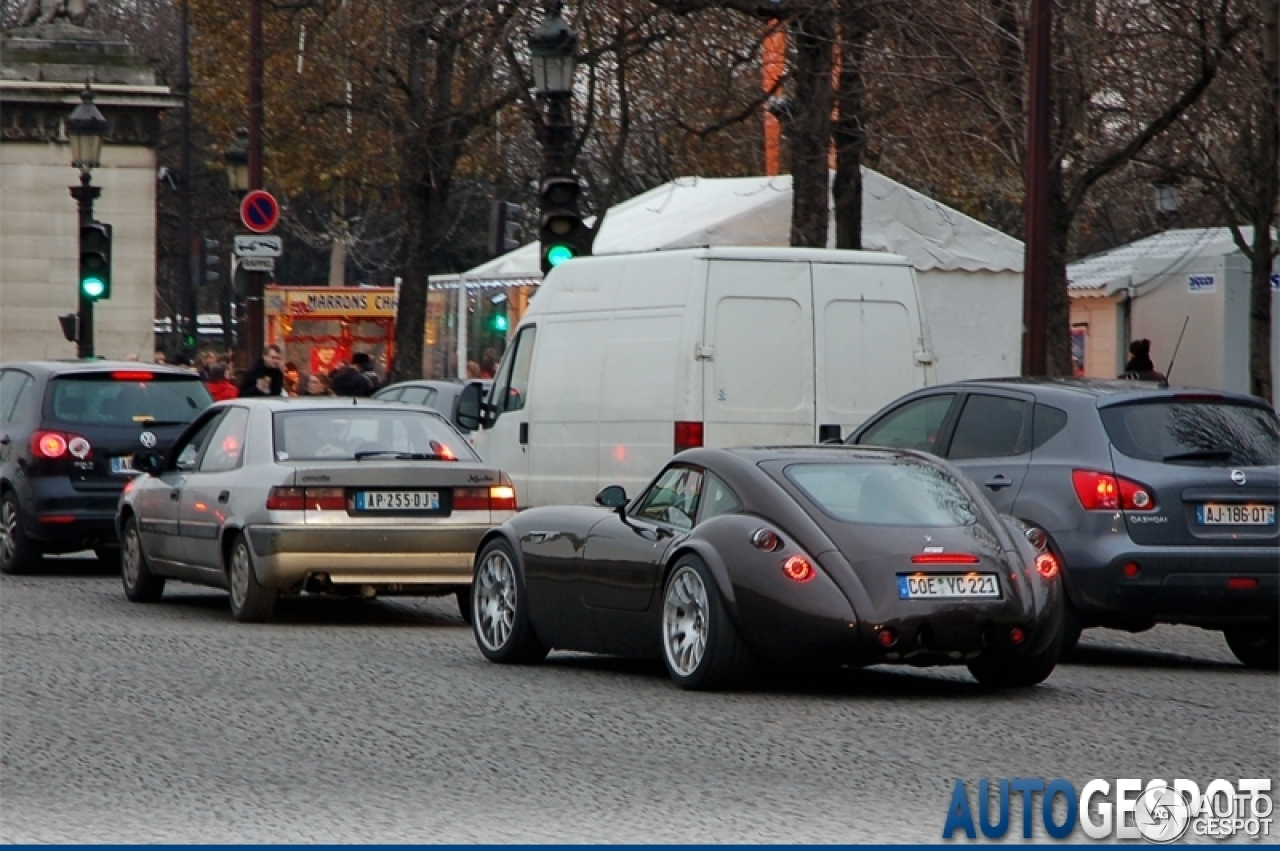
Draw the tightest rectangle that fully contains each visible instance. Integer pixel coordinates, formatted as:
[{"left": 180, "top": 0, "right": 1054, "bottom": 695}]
[
  {"left": 217, "top": 491, "right": 231, "bottom": 503},
  {"left": 0, "top": 435, "right": 10, "bottom": 446},
  {"left": 519, "top": 422, "right": 528, "bottom": 445},
  {"left": 984, "top": 474, "right": 1012, "bottom": 491},
  {"left": 169, "top": 491, "right": 181, "bottom": 501}
]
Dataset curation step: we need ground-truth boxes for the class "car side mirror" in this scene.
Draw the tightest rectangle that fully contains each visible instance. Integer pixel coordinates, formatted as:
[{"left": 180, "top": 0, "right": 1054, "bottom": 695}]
[
  {"left": 133, "top": 451, "right": 164, "bottom": 475},
  {"left": 595, "top": 485, "right": 628, "bottom": 511},
  {"left": 455, "top": 382, "right": 485, "bottom": 431}
]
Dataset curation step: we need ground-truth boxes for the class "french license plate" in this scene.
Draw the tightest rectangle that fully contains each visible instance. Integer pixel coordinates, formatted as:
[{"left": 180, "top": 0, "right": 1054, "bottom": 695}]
[
  {"left": 353, "top": 490, "right": 440, "bottom": 511},
  {"left": 110, "top": 456, "right": 137, "bottom": 475},
  {"left": 1196, "top": 503, "right": 1276, "bottom": 526},
  {"left": 897, "top": 573, "right": 1000, "bottom": 600}
]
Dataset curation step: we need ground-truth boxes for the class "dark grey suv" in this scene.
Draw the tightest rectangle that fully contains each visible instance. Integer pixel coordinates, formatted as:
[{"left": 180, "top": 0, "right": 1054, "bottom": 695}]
[{"left": 846, "top": 378, "right": 1278, "bottom": 669}]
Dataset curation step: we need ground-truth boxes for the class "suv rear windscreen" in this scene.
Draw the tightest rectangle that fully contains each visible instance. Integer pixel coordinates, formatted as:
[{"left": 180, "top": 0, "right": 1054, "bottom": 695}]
[
  {"left": 1100, "top": 400, "right": 1280, "bottom": 466},
  {"left": 45, "top": 373, "right": 212, "bottom": 426}
]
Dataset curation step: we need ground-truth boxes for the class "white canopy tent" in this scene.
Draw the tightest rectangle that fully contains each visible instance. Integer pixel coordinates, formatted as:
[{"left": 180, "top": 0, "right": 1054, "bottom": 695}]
[{"left": 441, "top": 169, "right": 1025, "bottom": 382}]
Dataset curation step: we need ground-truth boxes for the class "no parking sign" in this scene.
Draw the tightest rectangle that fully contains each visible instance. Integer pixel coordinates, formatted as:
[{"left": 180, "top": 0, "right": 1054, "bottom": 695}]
[{"left": 240, "top": 189, "right": 280, "bottom": 234}]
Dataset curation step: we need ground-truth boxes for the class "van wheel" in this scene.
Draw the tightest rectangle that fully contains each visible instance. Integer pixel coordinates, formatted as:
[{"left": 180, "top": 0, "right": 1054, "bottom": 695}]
[
  {"left": 472, "top": 539, "right": 547, "bottom": 664},
  {"left": 228, "top": 533, "right": 277, "bottom": 623},
  {"left": 968, "top": 625, "right": 1063, "bottom": 688},
  {"left": 120, "top": 517, "right": 165, "bottom": 603},
  {"left": 0, "top": 491, "right": 40, "bottom": 575},
  {"left": 1224, "top": 623, "right": 1279, "bottom": 670},
  {"left": 661, "top": 556, "right": 756, "bottom": 691}
]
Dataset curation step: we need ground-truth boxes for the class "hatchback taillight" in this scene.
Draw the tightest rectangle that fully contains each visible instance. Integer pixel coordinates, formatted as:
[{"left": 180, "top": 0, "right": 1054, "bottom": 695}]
[
  {"left": 30, "top": 430, "right": 92, "bottom": 460},
  {"left": 1071, "top": 470, "right": 1156, "bottom": 511}
]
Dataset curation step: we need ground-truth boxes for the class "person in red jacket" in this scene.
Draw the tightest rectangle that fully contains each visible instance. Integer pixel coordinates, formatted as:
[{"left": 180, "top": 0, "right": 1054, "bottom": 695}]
[{"left": 204, "top": 363, "right": 239, "bottom": 402}]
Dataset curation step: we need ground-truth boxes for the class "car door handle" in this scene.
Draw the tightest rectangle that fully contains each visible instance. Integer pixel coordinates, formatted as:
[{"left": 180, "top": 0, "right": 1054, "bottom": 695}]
[
  {"left": 984, "top": 474, "right": 1013, "bottom": 490},
  {"left": 169, "top": 491, "right": 181, "bottom": 501},
  {"left": 217, "top": 491, "right": 231, "bottom": 503}
]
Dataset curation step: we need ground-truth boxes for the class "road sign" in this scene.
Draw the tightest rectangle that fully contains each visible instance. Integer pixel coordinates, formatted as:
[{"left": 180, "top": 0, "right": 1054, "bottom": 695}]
[
  {"left": 239, "top": 257, "right": 275, "bottom": 272},
  {"left": 240, "top": 189, "right": 280, "bottom": 234},
  {"left": 234, "top": 235, "right": 283, "bottom": 257}
]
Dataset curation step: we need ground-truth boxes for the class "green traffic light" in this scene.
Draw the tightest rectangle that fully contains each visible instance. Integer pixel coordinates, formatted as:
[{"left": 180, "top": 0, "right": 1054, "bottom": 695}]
[
  {"left": 546, "top": 244, "right": 575, "bottom": 267},
  {"left": 81, "top": 277, "right": 106, "bottom": 299},
  {"left": 492, "top": 314, "right": 509, "bottom": 332}
]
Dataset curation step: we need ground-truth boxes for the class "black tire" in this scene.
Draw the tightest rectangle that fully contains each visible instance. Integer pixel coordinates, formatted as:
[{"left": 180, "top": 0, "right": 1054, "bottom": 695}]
[
  {"left": 471, "top": 538, "right": 548, "bottom": 664},
  {"left": 1224, "top": 623, "right": 1279, "bottom": 671},
  {"left": 95, "top": 545, "right": 122, "bottom": 569},
  {"left": 1059, "top": 595, "right": 1085, "bottom": 659},
  {"left": 120, "top": 516, "right": 165, "bottom": 602},
  {"left": 967, "top": 622, "right": 1064, "bottom": 688},
  {"left": 660, "top": 555, "right": 755, "bottom": 691},
  {"left": 455, "top": 587, "right": 474, "bottom": 626},
  {"left": 227, "top": 533, "right": 277, "bottom": 623},
  {"left": 0, "top": 490, "right": 41, "bottom": 575}
]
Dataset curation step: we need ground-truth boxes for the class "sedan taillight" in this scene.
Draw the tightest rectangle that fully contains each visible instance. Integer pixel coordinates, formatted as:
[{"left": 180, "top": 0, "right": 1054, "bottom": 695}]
[
  {"left": 267, "top": 487, "right": 349, "bottom": 511},
  {"left": 454, "top": 479, "right": 518, "bottom": 512},
  {"left": 266, "top": 487, "right": 305, "bottom": 511}
]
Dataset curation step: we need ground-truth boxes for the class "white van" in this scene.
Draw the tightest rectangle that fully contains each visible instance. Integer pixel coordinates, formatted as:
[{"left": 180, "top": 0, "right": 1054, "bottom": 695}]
[{"left": 461, "top": 246, "right": 936, "bottom": 507}]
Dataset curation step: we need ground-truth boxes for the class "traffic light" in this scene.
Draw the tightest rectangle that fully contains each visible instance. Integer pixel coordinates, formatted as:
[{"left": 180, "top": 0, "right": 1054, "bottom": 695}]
[
  {"left": 538, "top": 176, "right": 589, "bottom": 275},
  {"left": 78, "top": 221, "right": 112, "bottom": 301},
  {"left": 488, "top": 311, "right": 509, "bottom": 333},
  {"left": 201, "top": 238, "right": 222, "bottom": 287},
  {"left": 488, "top": 201, "right": 524, "bottom": 258}
]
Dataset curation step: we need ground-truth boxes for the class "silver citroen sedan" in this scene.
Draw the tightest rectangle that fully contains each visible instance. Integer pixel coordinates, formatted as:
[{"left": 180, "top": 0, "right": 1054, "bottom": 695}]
[{"left": 115, "top": 397, "right": 515, "bottom": 623}]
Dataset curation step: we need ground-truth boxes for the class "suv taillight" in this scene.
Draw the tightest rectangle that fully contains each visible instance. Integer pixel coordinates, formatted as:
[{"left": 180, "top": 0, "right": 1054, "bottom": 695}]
[
  {"left": 266, "top": 487, "right": 347, "bottom": 511},
  {"left": 30, "top": 430, "right": 92, "bottom": 460},
  {"left": 1072, "top": 470, "right": 1156, "bottom": 511}
]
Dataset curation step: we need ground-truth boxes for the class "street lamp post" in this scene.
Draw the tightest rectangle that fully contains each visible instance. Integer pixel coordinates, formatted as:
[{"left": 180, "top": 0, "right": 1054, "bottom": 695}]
[
  {"left": 68, "top": 83, "right": 108, "bottom": 359},
  {"left": 529, "top": 3, "right": 586, "bottom": 276},
  {"left": 223, "top": 128, "right": 251, "bottom": 354}
]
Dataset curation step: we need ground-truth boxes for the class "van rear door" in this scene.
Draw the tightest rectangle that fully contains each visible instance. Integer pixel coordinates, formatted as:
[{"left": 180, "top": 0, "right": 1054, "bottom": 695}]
[
  {"left": 701, "top": 260, "right": 815, "bottom": 446},
  {"left": 812, "top": 263, "right": 927, "bottom": 438}
]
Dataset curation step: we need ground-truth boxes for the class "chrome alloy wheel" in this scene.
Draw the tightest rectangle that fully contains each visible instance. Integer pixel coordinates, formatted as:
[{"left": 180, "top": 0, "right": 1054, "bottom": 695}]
[
  {"left": 229, "top": 543, "right": 251, "bottom": 611},
  {"left": 663, "top": 565, "right": 709, "bottom": 677},
  {"left": 475, "top": 548, "right": 517, "bottom": 651},
  {"left": 121, "top": 524, "right": 142, "bottom": 588},
  {"left": 0, "top": 500, "right": 16, "bottom": 566}
]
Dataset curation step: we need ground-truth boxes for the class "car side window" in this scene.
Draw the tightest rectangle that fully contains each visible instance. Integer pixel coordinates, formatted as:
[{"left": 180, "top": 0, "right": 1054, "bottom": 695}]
[
  {"left": 487, "top": 327, "right": 535, "bottom": 416},
  {"left": 855, "top": 393, "right": 956, "bottom": 453},
  {"left": 376, "top": 388, "right": 402, "bottom": 402},
  {"left": 697, "top": 473, "right": 741, "bottom": 523},
  {"left": 634, "top": 466, "right": 704, "bottom": 531},
  {"left": 172, "top": 412, "right": 225, "bottom": 472},
  {"left": 198, "top": 407, "right": 250, "bottom": 473},
  {"left": 1031, "top": 403, "right": 1069, "bottom": 451},
  {"left": 401, "top": 387, "right": 435, "bottom": 406},
  {"left": 0, "top": 371, "right": 33, "bottom": 423},
  {"left": 947, "top": 393, "right": 1030, "bottom": 460}
]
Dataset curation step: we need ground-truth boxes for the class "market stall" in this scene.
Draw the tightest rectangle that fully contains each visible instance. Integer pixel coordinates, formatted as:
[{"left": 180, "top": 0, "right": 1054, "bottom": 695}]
[{"left": 264, "top": 286, "right": 397, "bottom": 379}]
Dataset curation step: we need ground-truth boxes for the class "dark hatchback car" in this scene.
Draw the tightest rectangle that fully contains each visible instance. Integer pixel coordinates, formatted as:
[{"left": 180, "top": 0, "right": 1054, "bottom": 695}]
[
  {"left": 0, "top": 361, "right": 212, "bottom": 573},
  {"left": 846, "top": 378, "right": 1279, "bottom": 669}
]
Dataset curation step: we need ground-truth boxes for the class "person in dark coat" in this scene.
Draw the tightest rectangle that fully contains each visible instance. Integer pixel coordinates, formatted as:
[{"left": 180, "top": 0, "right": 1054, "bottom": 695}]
[
  {"left": 329, "top": 364, "right": 372, "bottom": 397},
  {"left": 238, "top": 344, "right": 286, "bottom": 397},
  {"left": 1119, "top": 339, "right": 1166, "bottom": 381},
  {"left": 351, "top": 352, "right": 381, "bottom": 394}
]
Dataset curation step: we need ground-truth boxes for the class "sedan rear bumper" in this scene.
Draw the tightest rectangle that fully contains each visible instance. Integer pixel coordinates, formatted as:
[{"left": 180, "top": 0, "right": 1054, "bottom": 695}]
[{"left": 246, "top": 524, "right": 486, "bottom": 588}]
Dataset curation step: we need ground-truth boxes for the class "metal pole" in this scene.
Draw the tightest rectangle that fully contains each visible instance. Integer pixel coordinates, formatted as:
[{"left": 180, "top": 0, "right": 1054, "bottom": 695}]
[
  {"left": 246, "top": 0, "right": 266, "bottom": 365},
  {"left": 1021, "top": 0, "right": 1051, "bottom": 376},
  {"left": 70, "top": 171, "right": 100, "bottom": 359},
  {"left": 180, "top": 0, "right": 195, "bottom": 356}
]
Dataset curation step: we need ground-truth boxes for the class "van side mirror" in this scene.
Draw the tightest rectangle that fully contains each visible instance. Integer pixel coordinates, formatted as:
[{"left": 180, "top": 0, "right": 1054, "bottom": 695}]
[
  {"left": 455, "top": 382, "right": 485, "bottom": 431},
  {"left": 595, "top": 485, "right": 628, "bottom": 510},
  {"left": 133, "top": 451, "right": 164, "bottom": 475},
  {"left": 818, "top": 423, "right": 843, "bottom": 443}
]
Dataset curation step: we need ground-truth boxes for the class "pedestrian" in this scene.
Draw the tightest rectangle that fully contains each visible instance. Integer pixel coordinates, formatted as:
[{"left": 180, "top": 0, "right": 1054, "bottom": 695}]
[
  {"left": 351, "top": 352, "right": 381, "bottom": 394},
  {"left": 466, "top": 360, "right": 483, "bottom": 379},
  {"left": 1119, "top": 339, "right": 1166, "bottom": 381},
  {"left": 204, "top": 363, "right": 239, "bottom": 401},
  {"left": 238, "top": 343, "right": 286, "bottom": 397},
  {"left": 283, "top": 361, "right": 301, "bottom": 396},
  {"left": 197, "top": 351, "right": 217, "bottom": 380},
  {"left": 329, "top": 363, "right": 372, "bottom": 397},
  {"left": 304, "top": 373, "right": 333, "bottom": 396},
  {"left": 153, "top": 350, "right": 167, "bottom": 364}
]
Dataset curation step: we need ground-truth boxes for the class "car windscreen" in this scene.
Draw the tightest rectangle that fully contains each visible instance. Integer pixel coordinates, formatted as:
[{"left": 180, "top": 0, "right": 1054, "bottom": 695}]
[
  {"left": 784, "top": 460, "right": 979, "bottom": 527},
  {"left": 272, "top": 409, "right": 478, "bottom": 462},
  {"left": 1100, "top": 400, "right": 1280, "bottom": 466},
  {"left": 45, "top": 372, "right": 212, "bottom": 426}
]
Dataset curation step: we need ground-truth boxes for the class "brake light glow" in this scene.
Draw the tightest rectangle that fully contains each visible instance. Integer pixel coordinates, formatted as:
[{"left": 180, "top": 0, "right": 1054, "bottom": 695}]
[
  {"left": 490, "top": 484, "right": 517, "bottom": 511},
  {"left": 1035, "top": 552, "right": 1059, "bottom": 580},
  {"left": 38, "top": 514, "right": 76, "bottom": 524},
  {"left": 112, "top": 371, "right": 154, "bottom": 381},
  {"left": 429, "top": 440, "right": 456, "bottom": 461},
  {"left": 910, "top": 553, "right": 980, "bottom": 565},
  {"left": 1071, "top": 470, "right": 1156, "bottom": 511},
  {"left": 31, "top": 431, "right": 69, "bottom": 458},
  {"left": 674, "top": 421, "right": 703, "bottom": 453},
  {"left": 1010, "top": 627, "right": 1026, "bottom": 645},
  {"left": 455, "top": 480, "right": 518, "bottom": 512},
  {"left": 781, "top": 555, "right": 816, "bottom": 582},
  {"left": 1226, "top": 577, "right": 1259, "bottom": 591}
]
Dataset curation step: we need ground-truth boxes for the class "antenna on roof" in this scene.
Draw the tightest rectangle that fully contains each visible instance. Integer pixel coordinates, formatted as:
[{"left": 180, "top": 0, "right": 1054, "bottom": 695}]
[{"left": 1160, "top": 315, "right": 1190, "bottom": 389}]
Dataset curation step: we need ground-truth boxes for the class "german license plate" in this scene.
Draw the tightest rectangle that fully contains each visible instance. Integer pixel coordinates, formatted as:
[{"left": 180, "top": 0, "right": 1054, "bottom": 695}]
[
  {"left": 110, "top": 456, "right": 137, "bottom": 475},
  {"left": 1196, "top": 503, "right": 1276, "bottom": 526},
  {"left": 353, "top": 490, "right": 440, "bottom": 511},
  {"left": 897, "top": 573, "right": 1000, "bottom": 600}
]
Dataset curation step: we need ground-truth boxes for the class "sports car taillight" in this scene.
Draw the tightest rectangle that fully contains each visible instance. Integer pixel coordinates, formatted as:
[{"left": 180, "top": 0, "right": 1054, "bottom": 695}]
[
  {"left": 751, "top": 529, "right": 781, "bottom": 551},
  {"left": 781, "top": 555, "right": 815, "bottom": 583},
  {"left": 1071, "top": 469, "right": 1155, "bottom": 511},
  {"left": 1035, "top": 552, "right": 1059, "bottom": 580}
]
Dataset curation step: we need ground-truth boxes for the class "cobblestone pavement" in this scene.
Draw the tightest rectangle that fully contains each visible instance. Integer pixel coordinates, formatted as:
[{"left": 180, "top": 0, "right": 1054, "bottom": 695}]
[{"left": 2, "top": 556, "right": 1276, "bottom": 843}]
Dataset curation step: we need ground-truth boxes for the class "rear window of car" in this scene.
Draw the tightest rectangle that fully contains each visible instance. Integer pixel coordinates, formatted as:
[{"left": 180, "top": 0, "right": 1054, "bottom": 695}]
[
  {"left": 784, "top": 461, "right": 978, "bottom": 527},
  {"left": 45, "top": 373, "right": 212, "bottom": 425},
  {"left": 272, "top": 409, "right": 477, "bottom": 462},
  {"left": 1100, "top": 400, "right": 1280, "bottom": 466}
]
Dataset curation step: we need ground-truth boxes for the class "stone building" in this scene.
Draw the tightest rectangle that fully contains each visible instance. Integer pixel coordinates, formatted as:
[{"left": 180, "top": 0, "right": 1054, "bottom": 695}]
[{"left": 0, "top": 11, "right": 177, "bottom": 362}]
